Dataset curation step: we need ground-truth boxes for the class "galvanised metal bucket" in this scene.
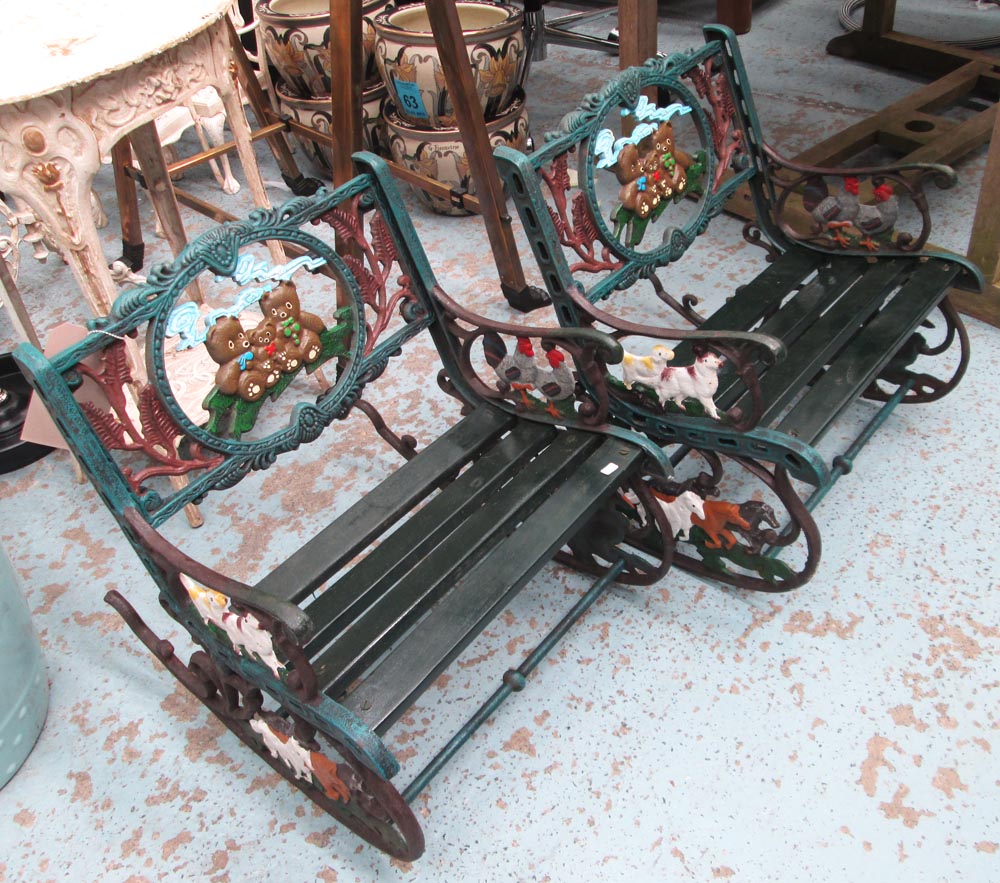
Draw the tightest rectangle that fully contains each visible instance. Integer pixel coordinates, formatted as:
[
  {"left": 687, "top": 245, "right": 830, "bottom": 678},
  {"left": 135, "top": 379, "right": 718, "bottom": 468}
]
[{"left": 0, "top": 544, "right": 48, "bottom": 788}]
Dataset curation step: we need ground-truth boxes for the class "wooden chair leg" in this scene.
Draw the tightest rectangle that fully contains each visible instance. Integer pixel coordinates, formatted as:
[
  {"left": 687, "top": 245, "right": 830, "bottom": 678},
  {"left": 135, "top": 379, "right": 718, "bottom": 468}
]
[{"left": 111, "top": 138, "right": 145, "bottom": 272}]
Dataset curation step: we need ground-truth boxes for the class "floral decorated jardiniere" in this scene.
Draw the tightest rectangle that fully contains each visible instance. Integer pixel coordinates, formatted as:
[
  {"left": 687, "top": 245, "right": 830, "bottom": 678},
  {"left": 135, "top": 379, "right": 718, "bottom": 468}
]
[
  {"left": 257, "top": 0, "right": 390, "bottom": 98},
  {"left": 385, "top": 93, "right": 529, "bottom": 215},
  {"left": 374, "top": 1, "right": 525, "bottom": 129},
  {"left": 276, "top": 80, "right": 389, "bottom": 172}
]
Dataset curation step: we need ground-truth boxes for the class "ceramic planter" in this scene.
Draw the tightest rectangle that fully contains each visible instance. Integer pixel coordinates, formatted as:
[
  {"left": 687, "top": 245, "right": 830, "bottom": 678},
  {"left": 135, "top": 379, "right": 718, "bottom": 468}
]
[
  {"left": 386, "top": 93, "right": 529, "bottom": 215},
  {"left": 257, "top": 0, "right": 390, "bottom": 98},
  {"left": 374, "top": 1, "right": 525, "bottom": 129},
  {"left": 276, "top": 80, "right": 389, "bottom": 172}
]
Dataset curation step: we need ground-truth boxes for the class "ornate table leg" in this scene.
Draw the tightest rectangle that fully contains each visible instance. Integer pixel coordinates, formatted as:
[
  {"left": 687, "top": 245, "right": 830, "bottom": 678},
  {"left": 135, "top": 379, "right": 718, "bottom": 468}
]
[
  {"left": 0, "top": 91, "right": 119, "bottom": 316},
  {"left": 208, "top": 18, "right": 285, "bottom": 267}
]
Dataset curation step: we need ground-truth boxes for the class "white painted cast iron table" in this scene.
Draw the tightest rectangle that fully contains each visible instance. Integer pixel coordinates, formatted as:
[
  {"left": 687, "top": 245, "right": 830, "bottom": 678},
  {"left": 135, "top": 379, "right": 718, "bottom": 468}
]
[{"left": 0, "top": 0, "right": 276, "bottom": 337}]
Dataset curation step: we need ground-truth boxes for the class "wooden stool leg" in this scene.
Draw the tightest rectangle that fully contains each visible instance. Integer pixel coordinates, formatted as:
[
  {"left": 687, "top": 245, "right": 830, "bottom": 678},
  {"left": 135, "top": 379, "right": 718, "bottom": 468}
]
[
  {"left": 129, "top": 121, "right": 204, "bottom": 303},
  {"left": 716, "top": 0, "right": 752, "bottom": 35},
  {"left": 0, "top": 251, "right": 42, "bottom": 349},
  {"left": 210, "top": 45, "right": 286, "bottom": 267},
  {"left": 225, "top": 17, "right": 318, "bottom": 196},
  {"left": 618, "top": 0, "right": 658, "bottom": 68},
  {"left": 111, "top": 138, "right": 145, "bottom": 271},
  {"left": 423, "top": 0, "right": 544, "bottom": 312},
  {"left": 951, "top": 103, "right": 1000, "bottom": 328}
]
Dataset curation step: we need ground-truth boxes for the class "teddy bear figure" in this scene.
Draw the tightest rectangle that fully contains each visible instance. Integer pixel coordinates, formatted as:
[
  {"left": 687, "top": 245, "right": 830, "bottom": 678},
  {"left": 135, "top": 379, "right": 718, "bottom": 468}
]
[
  {"left": 613, "top": 121, "right": 694, "bottom": 220},
  {"left": 249, "top": 318, "right": 299, "bottom": 376},
  {"left": 204, "top": 316, "right": 274, "bottom": 402},
  {"left": 259, "top": 282, "right": 324, "bottom": 365}
]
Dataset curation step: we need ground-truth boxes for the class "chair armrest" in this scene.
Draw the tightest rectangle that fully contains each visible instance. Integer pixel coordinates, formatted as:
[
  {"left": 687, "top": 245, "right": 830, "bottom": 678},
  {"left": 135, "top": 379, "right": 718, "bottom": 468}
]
[
  {"left": 760, "top": 143, "right": 957, "bottom": 257},
  {"left": 559, "top": 284, "right": 784, "bottom": 432},
  {"left": 123, "top": 508, "right": 314, "bottom": 642}
]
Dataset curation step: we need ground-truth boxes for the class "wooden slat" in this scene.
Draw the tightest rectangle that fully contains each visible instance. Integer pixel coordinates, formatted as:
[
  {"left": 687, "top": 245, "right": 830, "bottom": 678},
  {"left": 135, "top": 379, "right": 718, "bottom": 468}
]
[
  {"left": 899, "top": 104, "right": 998, "bottom": 167},
  {"left": 312, "top": 430, "right": 604, "bottom": 693},
  {"left": 777, "top": 260, "right": 962, "bottom": 445},
  {"left": 713, "top": 257, "right": 868, "bottom": 407},
  {"left": 301, "top": 419, "right": 556, "bottom": 653},
  {"left": 731, "top": 260, "right": 911, "bottom": 421},
  {"left": 255, "top": 405, "right": 516, "bottom": 603},
  {"left": 694, "top": 247, "right": 823, "bottom": 334},
  {"left": 753, "top": 259, "right": 867, "bottom": 346},
  {"left": 670, "top": 247, "right": 823, "bottom": 368},
  {"left": 341, "top": 437, "right": 645, "bottom": 733},
  {"left": 792, "top": 62, "right": 990, "bottom": 168}
]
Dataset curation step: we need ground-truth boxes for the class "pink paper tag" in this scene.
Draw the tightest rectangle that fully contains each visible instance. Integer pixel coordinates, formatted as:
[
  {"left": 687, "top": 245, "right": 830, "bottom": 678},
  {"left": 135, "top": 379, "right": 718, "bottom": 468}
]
[{"left": 21, "top": 323, "right": 110, "bottom": 449}]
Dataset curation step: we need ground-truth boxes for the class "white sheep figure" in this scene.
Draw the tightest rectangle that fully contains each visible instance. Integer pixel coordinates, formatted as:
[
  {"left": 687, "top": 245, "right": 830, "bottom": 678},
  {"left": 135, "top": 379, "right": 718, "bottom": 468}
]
[{"left": 654, "top": 490, "right": 706, "bottom": 540}]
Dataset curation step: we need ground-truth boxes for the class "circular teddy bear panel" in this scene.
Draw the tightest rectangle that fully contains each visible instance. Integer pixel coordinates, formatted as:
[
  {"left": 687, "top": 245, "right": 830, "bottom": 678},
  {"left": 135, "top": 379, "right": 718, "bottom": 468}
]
[
  {"left": 586, "top": 95, "right": 710, "bottom": 258},
  {"left": 153, "top": 236, "right": 363, "bottom": 446}
]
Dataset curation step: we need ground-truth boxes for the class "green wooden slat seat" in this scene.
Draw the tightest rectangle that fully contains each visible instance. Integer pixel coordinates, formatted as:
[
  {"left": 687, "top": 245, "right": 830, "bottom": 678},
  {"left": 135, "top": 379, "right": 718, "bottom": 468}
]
[
  {"left": 299, "top": 416, "right": 558, "bottom": 653},
  {"left": 696, "top": 246, "right": 824, "bottom": 334},
  {"left": 724, "top": 259, "right": 912, "bottom": 420},
  {"left": 709, "top": 256, "right": 872, "bottom": 409},
  {"left": 255, "top": 404, "right": 518, "bottom": 605},
  {"left": 306, "top": 428, "right": 636, "bottom": 697},
  {"left": 778, "top": 258, "right": 964, "bottom": 445},
  {"left": 336, "top": 436, "right": 646, "bottom": 734}
]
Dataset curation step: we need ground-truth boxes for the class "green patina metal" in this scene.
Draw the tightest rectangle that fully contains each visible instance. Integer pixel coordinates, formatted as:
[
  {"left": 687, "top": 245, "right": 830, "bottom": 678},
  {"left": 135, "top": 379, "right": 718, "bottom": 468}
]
[
  {"left": 494, "top": 25, "right": 982, "bottom": 593},
  {"left": 12, "top": 152, "right": 681, "bottom": 858}
]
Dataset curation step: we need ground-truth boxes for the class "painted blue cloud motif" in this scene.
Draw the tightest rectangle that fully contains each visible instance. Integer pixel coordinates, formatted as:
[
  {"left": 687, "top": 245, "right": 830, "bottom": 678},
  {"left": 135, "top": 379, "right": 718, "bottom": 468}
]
[
  {"left": 165, "top": 254, "right": 327, "bottom": 351},
  {"left": 593, "top": 99, "right": 692, "bottom": 169}
]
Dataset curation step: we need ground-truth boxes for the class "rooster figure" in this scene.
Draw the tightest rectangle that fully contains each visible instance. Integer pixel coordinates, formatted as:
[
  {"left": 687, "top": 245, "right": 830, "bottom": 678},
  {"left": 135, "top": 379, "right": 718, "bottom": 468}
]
[
  {"left": 802, "top": 175, "right": 899, "bottom": 250},
  {"left": 854, "top": 182, "right": 898, "bottom": 250},
  {"left": 482, "top": 334, "right": 577, "bottom": 416},
  {"left": 536, "top": 348, "right": 576, "bottom": 417},
  {"left": 803, "top": 175, "right": 860, "bottom": 247},
  {"left": 484, "top": 334, "right": 539, "bottom": 406}
]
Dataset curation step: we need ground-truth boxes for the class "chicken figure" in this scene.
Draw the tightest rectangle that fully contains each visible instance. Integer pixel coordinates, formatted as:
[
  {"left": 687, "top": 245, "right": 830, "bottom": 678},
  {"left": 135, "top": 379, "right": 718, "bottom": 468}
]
[
  {"left": 536, "top": 348, "right": 576, "bottom": 417},
  {"left": 803, "top": 175, "right": 861, "bottom": 247},
  {"left": 854, "top": 183, "right": 898, "bottom": 250},
  {"left": 484, "top": 335, "right": 539, "bottom": 406}
]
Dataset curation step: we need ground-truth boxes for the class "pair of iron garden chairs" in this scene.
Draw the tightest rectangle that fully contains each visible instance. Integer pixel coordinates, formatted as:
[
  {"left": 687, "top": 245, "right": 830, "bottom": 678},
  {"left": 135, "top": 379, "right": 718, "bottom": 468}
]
[{"left": 15, "top": 26, "right": 980, "bottom": 859}]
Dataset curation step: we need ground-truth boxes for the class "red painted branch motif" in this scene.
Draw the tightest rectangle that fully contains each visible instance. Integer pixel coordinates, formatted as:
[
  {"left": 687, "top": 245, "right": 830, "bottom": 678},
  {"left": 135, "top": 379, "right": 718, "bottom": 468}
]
[
  {"left": 319, "top": 199, "right": 418, "bottom": 353},
  {"left": 540, "top": 152, "right": 622, "bottom": 275},
  {"left": 75, "top": 341, "right": 222, "bottom": 491},
  {"left": 684, "top": 57, "right": 743, "bottom": 190}
]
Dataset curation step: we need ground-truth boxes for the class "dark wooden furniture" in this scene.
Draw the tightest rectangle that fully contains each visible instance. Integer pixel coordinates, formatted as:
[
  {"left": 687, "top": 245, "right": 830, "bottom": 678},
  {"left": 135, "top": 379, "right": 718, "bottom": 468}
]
[
  {"left": 826, "top": 0, "right": 1000, "bottom": 328},
  {"left": 14, "top": 154, "right": 676, "bottom": 859},
  {"left": 495, "top": 25, "right": 983, "bottom": 593}
]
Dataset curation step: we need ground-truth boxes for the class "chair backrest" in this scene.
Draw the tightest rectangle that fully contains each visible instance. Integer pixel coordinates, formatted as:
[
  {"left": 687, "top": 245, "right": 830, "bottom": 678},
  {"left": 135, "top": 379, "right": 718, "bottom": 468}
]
[
  {"left": 495, "top": 25, "right": 773, "bottom": 316},
  {"left": 14, "top": 155, "right": 452, "bottom": 532}
]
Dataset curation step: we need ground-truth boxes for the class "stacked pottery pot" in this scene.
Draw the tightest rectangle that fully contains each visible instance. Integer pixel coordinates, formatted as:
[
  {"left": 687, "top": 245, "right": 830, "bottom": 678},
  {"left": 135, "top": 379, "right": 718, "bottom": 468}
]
[
  {"left": 255, "top": 0, "right": 392, "bottom": 173},
  {"left": 373, "top": 1, "right": 529, "bottom": 215}
]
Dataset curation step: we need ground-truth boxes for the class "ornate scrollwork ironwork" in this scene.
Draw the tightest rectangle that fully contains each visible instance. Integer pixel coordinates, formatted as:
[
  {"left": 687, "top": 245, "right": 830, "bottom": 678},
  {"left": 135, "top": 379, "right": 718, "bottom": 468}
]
[
  {"left": 105, "top": 588, "right": 424, "bottom": 859},
  {"left": 432, "top": 285, "right": 623, "bottom": 429},
  {"left": 760, "top": 144, "right": 956, "bottom": 256}
]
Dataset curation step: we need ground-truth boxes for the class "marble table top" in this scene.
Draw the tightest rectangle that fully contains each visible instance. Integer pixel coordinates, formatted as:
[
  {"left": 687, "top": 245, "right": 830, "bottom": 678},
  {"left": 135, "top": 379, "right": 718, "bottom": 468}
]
[{"left": 0, "top": 0, "right": 233, "bottom": 104}]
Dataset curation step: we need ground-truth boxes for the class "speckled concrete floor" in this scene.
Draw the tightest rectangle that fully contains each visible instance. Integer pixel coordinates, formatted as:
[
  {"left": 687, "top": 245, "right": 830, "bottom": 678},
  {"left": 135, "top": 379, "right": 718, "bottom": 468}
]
[{"left": 2, "top": 1, "right": 999, "bottom": 881}]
